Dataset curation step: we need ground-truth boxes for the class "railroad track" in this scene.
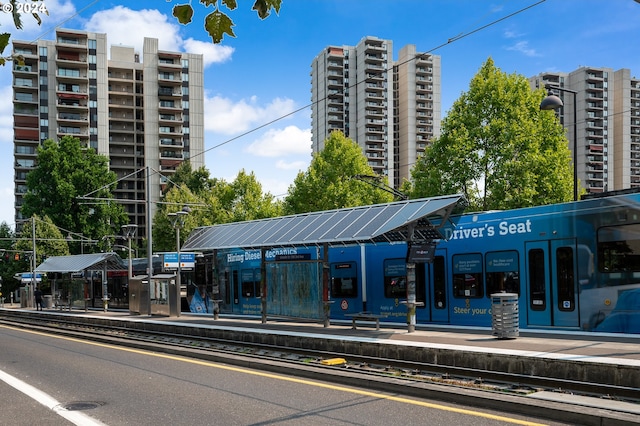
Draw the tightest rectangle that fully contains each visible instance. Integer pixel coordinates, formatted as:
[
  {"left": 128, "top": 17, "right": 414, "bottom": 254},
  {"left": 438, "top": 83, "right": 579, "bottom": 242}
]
[{"left": 1, "top": 311, "right": 638, "bottom": 407}]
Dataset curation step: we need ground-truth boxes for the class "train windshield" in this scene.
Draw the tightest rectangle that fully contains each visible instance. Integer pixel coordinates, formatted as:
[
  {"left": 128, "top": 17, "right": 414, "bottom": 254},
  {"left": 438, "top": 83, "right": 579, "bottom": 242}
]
[{"left": 598, "top": 224, "right": 640, "bottom": 273}]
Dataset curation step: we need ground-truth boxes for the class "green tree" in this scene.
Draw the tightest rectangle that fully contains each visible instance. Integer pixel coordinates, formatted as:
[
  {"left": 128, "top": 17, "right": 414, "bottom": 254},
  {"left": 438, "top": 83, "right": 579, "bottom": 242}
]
[
  {"left": 15, "top": 215, "right": 70, "bottom": 263},
  {"left": 0, "top": 222, "right": 21, "bottom": 300},
  {"left": 170, "top": 0, "right": 282, "bottom": 44},
  {"left": 284, "top": 131, "right": 394, "bottom": 215},
  {"left": 406, "top": 58, "right": 574, "bottom": 211},
  {"left": 165, "top": 162, "right": 215, "bottom": 196},
  {"left": 21, "top": 136, "right": 128, "bottom": 245},
  {"left": 13, "top": 215, "right": 69, "bottom": 293},
  {"left": 225, "top": 169, "right": 282, "bottom": 222},
  {"left": 153, "top": 167, "right": 282, "bottom": 252},
  {"left": 153, "top": 185, "right": 202, "bottom": 253}
]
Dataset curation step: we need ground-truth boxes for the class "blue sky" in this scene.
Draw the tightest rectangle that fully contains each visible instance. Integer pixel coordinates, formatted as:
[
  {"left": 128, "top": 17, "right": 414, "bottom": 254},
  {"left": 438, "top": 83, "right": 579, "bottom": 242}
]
[{"left": 2, "top": 0, "right": 640, "bottom": 227}]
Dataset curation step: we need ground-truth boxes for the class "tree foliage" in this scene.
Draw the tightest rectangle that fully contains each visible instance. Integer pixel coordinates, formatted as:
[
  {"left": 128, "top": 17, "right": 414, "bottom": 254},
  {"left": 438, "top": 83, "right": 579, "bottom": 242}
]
[
  {"left": 153, "top": 164, "right": 282, "bottom": 252},
  {"left": 15, "top": 215, "right": 70, "bottom": 263},
  {"left": 406, "top": 58, "right": 574, "bottom": 211},
  {"left": 169, "top": 0, "right": 282, "bottom": 44},
  {"left": 284, "top": 131, "right": 394, "bottom": 215},
  {"left": 0, "top": 0, "right": 47, "bottom": 66},
  {"left": 0, "top": 222, "right": 21, "bottom": 297},
  {"left": 21, "top": 136, "right": 128, "bottom": 245}
]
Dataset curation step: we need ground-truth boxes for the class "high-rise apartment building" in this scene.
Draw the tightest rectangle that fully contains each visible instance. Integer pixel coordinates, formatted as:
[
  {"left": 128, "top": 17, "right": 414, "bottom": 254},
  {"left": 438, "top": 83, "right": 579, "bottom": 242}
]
[
  {"left": 530, "top": 67, "right": 640, "bottom": 195},
  {"left": 12, "top": 29, "right": 204, "bottom": 247},
  {"left": 311, "top": 36, "right": 441, "bottom": 189}
]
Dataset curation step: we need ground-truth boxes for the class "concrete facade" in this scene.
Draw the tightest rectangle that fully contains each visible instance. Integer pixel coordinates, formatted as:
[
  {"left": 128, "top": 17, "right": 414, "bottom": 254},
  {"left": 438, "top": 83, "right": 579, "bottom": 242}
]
[
  {"left": 311, "top": 37, "right": 441, "bottom": 190},
  {"left": 12, "top": 29, "right": 204, "bottom": 246},
  {"left": 530, "top": 67, "right": 640, "bottom": 195}
]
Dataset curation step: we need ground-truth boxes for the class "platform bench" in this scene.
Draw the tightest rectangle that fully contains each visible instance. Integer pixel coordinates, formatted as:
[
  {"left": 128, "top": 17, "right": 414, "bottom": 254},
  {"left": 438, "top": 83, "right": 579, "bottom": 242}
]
[{"left": 344, "top": 312, "right": 387, "bottom": 330}]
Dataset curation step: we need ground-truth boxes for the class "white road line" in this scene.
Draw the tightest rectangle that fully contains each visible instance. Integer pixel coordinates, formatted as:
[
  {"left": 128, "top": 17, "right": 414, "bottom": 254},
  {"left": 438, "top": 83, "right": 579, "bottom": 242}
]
[{"left": 0, "top": 369, "right": 107, "bottom": 426}]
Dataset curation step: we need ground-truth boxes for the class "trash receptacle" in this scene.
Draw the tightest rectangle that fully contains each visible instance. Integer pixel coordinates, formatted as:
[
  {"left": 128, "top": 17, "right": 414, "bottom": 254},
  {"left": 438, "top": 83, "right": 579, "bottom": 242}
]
[
  {"left": 43, "top": 295, "right": 53, "bottom": 309},
  {"left": 491, "top": 293, "right": 519, "bottom": 339}
]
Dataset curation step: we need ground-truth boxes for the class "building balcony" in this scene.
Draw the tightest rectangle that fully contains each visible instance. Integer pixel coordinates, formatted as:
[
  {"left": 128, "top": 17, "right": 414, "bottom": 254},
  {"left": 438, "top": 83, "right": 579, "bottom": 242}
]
[
  {"left": 13, "top": 64, "right": 37, "bottom": 74},
  {"left": 160, "top": 138, "right": 183, "bottom": 148},
  {"left": 108, "top": 71, "right": 134, "bottom": 80},
  {"left": 14, "top": 105, "right": 38, "bottom": 116},
  {"left": 57, "top": 99, "right": 88, "bottom": 108},
  {"left": 158, "top": 88, "right": 182, "bottom": 97},
  {"left": 58, "top": 113, "right": 88, "bottom": 122}
]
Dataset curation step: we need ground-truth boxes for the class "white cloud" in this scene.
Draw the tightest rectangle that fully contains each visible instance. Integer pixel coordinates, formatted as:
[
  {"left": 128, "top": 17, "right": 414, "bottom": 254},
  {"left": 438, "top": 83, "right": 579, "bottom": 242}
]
[
  {"left": 83, "top": 6, "right": 231, "bottom": 68},
  {"left": 506, "top": 41, "right": 540, "bottom": 57},
  {"left": 245, "top": 126, "right": 311, "bottom": 158},
  {"left": 276, "top": 159, "right": 309, "bottom": 171},
  {"left": 204, "top": 95, "right": 297, "bottom": 134},
  {"left": 183, "top": 38, "right": 234, "bottom": 67},
  {"left": 84, "top": 6, "right": 183, "bottom": 53}
]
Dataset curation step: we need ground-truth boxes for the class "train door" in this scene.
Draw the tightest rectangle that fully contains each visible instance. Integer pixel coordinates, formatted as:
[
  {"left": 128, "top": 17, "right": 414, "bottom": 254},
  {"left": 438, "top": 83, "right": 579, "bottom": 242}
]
[
  {"left": 525, "top": 239, "right": 580, "bottom": 328},
  {"left": 429, "top": 251, "right": 449, "bottom": 322}
]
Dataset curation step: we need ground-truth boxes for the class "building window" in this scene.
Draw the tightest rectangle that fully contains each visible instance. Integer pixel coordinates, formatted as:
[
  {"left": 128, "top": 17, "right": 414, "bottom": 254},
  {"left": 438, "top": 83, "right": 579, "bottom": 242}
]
[
  {"left": 39, "top": 46, "right": 47, "bottom": 56},
  {"left": 88, "top": 39, "right": 97, "bottom": 49},
  {"left": 181, "top": 59, "right": 189, "bottom": 68}
]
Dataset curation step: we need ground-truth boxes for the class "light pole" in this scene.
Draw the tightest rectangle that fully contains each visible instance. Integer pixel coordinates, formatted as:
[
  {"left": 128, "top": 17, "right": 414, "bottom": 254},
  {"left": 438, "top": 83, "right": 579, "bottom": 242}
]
[
  {"left": 168, "top": 206, "right": 191, "bottom": 317},
  {"left": 121, "top": 224, "right": 138, "bottom": 280},
  {"left": 540, "top": 85, "right": 579, "bottom": 201}
]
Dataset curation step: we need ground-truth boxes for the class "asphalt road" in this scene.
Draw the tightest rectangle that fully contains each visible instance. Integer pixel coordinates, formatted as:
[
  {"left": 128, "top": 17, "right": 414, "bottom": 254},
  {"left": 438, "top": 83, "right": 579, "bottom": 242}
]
[{"left": 0, "top": 324, "right": 574, "bottom": 426}]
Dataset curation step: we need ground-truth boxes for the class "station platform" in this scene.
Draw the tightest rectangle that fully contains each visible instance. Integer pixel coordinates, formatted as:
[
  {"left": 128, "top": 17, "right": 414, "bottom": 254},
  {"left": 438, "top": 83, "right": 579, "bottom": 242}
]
[{"left": 2, "top": 305, "right": 640, "bottom": 424}]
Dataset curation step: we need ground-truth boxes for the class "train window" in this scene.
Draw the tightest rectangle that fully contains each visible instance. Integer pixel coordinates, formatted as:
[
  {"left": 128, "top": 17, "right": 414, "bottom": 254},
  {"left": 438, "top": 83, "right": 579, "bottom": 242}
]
[
  {"left": 331, "top": 262, "right": 358, "bottom": 298},
  {"left": 452, "top": 253, "right": 483, "bottom": 298},
  {"left": 241, "top": 269, "right": 261, "bottom": 298},
  {"left": 433, "top": 256, "right": 446, "bottom": 309},
  {"left": 485, "top": 251, "right": 520, "bottom": 296},
  {"left": 528, "top": 249, "right": 546, "bottom": 311},
  {"left": 597, "top": 224, "right": 640, "bottom": 273},
  {"left": 384, "top": 258, "right": 407, "bottom": 298},
  {"left": 556, "top": 247, "right": 575, "bottom": 311},
  {"left": 241, "top": 270, "right": 254, "bottom": 297}
]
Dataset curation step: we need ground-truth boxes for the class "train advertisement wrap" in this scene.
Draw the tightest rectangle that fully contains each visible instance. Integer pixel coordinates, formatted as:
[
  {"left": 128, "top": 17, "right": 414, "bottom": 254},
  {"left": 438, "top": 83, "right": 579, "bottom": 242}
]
[{"left": 207, "top": 191, "right": 640, "bottom": 334}]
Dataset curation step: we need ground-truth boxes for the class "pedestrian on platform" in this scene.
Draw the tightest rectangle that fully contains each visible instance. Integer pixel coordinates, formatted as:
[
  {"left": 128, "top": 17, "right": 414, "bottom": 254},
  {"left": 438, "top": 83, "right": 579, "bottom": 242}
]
[{"left": 34, "top": 287, "right": 43, "bottom": 311}]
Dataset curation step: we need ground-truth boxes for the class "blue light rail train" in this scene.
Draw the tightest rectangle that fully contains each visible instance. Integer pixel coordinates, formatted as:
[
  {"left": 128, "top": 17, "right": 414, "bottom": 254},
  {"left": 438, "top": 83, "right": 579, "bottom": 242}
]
[{"left": 206, "top": 190, "right": 640, "bottom": 334}]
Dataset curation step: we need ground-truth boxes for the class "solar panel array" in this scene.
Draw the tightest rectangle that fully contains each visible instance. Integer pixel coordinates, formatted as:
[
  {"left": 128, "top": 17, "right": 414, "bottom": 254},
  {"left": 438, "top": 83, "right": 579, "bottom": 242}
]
[
  {"left": 182, "top": 194, "right": 463, "bottom": 251},
  {"left": 35, "top": 252, "right": 126, "bottom": 273}
]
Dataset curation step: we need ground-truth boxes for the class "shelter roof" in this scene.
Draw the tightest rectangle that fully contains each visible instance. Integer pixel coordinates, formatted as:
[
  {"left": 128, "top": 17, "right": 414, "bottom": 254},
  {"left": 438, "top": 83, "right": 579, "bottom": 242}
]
[
  {"left": 182, "top": 194, "right": 464, "bottom": 251},
  {"left": 35, "top": 252, "right": 126, "bottom": 273}
]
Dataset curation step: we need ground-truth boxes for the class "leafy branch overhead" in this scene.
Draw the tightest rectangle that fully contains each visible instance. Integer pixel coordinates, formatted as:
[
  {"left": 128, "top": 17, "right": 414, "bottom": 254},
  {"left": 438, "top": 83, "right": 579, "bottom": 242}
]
[
  {"left": 0, "top": 1, "right": 48, "bottom": 66},
  {"left": 170, "top": 0, "right": 282, "bottom": 44}
]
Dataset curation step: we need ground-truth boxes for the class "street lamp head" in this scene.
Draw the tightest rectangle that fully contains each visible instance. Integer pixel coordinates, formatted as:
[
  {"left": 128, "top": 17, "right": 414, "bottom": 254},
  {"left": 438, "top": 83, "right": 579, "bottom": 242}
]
[
  {"left": 181, "top": 205, "right": 192, "bottom": 214},
  {"left": 121, "top": 224, "right": 138, "bottom": 238},
  {"left": 540, "top": 91, "right": 564, "bottom": 111}
]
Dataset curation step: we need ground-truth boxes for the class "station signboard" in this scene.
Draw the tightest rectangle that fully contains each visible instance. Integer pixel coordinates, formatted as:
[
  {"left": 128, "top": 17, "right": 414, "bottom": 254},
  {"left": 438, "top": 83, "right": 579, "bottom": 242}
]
[{"left": 163, "top": 252, "right": 196, "bottom": 271}]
